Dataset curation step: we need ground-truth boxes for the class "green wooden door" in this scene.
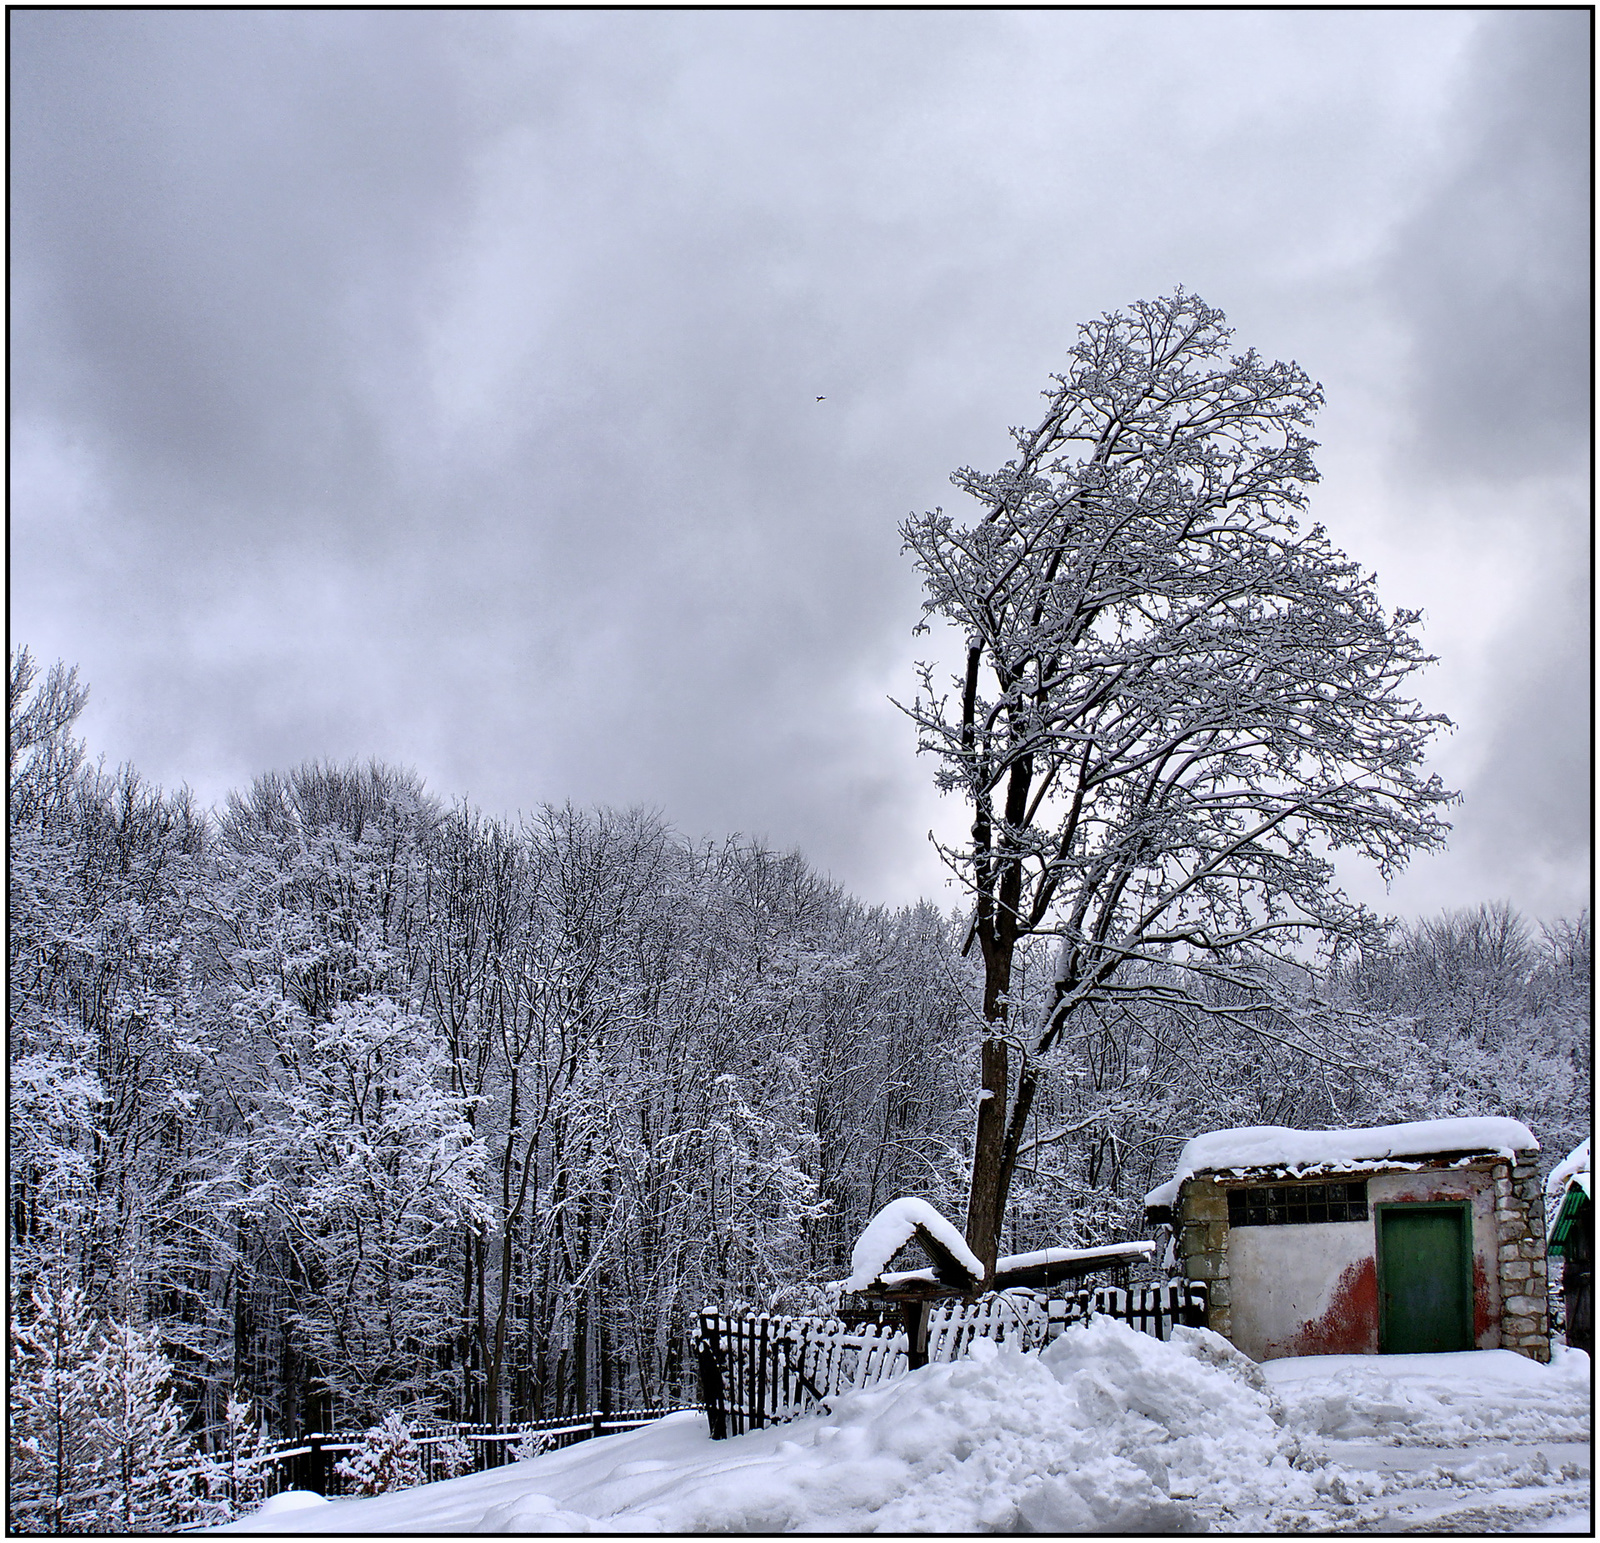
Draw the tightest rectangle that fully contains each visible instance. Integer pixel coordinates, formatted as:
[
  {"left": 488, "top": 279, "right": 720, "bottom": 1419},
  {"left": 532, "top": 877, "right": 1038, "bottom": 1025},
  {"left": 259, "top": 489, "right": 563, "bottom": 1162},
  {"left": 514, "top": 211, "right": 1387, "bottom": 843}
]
[{"left": 1378, "top": 1204, "right": 1473, "bottom": 1354}]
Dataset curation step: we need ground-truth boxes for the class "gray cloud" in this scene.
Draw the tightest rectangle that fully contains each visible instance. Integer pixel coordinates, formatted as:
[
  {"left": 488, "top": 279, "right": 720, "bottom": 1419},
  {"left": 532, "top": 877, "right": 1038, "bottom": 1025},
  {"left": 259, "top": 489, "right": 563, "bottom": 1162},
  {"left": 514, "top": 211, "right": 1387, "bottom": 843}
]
[
  {"left": 10, "top": 10, "right": 1587, "bottom": 921},
  {"left": 1366, "top": 8, "right": 1591, "bottom": 922},
  {"left": 1383, "top": 9, "right": 1589, "bottom": 481}
]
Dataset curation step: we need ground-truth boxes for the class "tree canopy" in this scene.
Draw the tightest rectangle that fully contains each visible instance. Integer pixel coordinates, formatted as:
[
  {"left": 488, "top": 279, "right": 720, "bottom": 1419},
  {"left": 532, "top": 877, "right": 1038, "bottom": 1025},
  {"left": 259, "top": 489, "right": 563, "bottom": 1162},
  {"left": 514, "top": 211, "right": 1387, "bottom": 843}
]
[{"left": 899, "top": 289, "right": 1456, "bottom": 1269}]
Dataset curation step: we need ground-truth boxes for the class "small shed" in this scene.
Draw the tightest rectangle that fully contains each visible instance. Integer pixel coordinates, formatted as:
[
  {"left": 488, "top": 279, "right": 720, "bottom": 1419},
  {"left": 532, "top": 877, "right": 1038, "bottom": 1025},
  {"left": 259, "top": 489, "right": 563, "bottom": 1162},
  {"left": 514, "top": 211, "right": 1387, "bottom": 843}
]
[
  {"left": 1144, "top": 1118, "right": 1549, "bottom": 1363},
  {"left": 1545, "top": 1137, "right": 1592, "bottom": 1354}
]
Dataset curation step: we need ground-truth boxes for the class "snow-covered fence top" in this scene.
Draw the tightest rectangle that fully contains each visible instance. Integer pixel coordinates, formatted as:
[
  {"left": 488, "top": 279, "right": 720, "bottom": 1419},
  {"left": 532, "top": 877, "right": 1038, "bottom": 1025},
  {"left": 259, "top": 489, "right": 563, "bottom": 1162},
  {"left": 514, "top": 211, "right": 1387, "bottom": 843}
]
[
  {"left": 221, "top": 1409, "right": 676, "bottom": 1499},
  {"left": 1145, "top": 1118, "right": 1538, "bottom": 1209}
]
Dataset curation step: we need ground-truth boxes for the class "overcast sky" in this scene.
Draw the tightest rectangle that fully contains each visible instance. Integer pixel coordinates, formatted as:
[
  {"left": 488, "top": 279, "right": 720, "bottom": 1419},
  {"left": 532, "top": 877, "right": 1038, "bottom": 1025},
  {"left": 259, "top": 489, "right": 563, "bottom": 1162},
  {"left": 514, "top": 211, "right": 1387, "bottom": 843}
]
[{"left": 11, "top": 9, "right": 1590, "bottom": 928}]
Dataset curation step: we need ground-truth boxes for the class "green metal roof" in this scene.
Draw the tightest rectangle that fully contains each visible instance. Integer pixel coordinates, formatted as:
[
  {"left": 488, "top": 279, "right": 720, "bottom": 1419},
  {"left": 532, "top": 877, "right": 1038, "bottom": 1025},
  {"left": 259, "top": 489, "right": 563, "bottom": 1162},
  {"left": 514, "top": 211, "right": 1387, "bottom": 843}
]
[{"left": 1548, "top": 1184, "right": 1591, "bottom": 1255}]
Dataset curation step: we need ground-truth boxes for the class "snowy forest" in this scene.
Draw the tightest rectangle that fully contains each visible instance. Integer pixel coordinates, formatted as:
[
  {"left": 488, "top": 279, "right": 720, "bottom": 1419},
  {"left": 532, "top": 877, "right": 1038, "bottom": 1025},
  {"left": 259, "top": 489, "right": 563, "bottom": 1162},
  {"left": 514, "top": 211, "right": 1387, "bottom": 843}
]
[{"left": 8, "top": 642, "right": 1590, "bottom": 1519}]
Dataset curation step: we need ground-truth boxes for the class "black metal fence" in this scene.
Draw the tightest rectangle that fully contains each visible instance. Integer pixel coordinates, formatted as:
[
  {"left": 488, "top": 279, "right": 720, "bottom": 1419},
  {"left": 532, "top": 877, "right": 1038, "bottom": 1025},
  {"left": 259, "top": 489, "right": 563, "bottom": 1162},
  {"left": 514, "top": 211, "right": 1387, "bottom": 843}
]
[
  {"left": 697, "top": 1280, "right": 1209, "bottom": 1438},
  {"left": 229, "top": 1406, "right": 679, "bottom": 1501}
]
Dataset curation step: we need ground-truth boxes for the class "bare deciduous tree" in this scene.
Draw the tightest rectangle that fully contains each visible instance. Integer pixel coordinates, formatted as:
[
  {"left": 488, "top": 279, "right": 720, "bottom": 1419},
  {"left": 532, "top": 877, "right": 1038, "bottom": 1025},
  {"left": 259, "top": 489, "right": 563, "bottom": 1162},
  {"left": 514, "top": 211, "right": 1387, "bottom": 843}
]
[{"left": 899, "top": 290, "right": 1455, "bottom": 1271}]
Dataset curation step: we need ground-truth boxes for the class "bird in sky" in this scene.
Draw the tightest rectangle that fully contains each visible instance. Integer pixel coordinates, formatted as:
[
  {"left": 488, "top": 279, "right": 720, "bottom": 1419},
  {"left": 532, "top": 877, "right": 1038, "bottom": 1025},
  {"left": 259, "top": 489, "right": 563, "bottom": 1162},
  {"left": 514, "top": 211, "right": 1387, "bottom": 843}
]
[{"left": 816, "top": 395, "right": 826, "bottom": 402}]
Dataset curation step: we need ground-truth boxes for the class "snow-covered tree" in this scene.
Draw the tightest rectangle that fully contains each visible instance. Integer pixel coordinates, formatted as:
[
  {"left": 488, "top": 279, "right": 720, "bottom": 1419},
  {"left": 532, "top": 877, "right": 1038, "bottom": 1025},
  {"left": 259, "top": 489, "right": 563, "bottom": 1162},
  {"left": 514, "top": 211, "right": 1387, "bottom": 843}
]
[
  {"left": 9, "top": 1277, "right": 105, "bottom": 1533},
  {"left": 88, "top": 1318, "right": 204, "bottom": 1532},
  {"left": 1337, "top": 905, "right": 1591, "bottom": 1175},
  {"left": 9, "top": 651, "right": 225, "bottom": 1428},
  {"left": 333, "top": 1411, "right": 424, "bottom": 1495},
  {"left": 10, "top": 1279, "right": 212, "bottom": 1534},
  {"left": 899, "top": 290, "right": 1455, "bottom": 1269},
  {"left": 229, "top": 992, "right": 485, "bottom": 1422}
]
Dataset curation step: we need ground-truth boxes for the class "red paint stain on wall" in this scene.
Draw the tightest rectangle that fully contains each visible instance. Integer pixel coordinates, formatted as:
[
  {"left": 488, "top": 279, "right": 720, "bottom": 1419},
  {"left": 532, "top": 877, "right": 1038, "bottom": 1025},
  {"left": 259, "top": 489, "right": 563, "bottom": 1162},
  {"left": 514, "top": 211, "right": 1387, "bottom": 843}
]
[
  {"left": 1291, "top": 1255, "right": 1379, "bottom": 1355},
  {"left": 1473, "top": 1253, "right": 1493, "bottom": 1341}
]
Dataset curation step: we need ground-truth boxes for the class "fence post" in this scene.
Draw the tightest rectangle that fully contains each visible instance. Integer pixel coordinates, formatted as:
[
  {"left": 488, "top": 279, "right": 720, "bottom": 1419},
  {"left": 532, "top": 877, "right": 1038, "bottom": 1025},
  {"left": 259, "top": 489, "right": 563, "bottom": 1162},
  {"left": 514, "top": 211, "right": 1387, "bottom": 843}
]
[
  {"left": 900, "top": 1300, "right": 930, "bottom": 1370},
  {"left": 697, "top": 1314, "right": 728, "bottom": 1441}
]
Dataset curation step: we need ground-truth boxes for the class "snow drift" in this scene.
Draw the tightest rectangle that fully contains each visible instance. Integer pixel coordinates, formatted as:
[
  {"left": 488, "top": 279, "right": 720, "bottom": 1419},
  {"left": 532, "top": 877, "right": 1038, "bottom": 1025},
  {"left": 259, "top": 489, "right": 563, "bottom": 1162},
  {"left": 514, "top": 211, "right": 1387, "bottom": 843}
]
[
  {"left": 220, "top": 1330, "right": 1590, "bottom": 1534},
  {"left": 222, "top": 1317, "right": 1325, "bottom": 1533}
]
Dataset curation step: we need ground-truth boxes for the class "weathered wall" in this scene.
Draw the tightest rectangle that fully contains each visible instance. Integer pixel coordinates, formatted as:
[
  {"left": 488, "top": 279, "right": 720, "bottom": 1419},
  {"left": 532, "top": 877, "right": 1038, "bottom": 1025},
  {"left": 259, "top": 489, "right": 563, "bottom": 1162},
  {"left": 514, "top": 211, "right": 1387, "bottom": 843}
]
[
  {"left": 1177, "top": 1158, "right": 1550, "bottom": 1363},
  {"left": 1229, "top": 1222, "right": 1375, "bottom": 1360},
  {"left": 1367, "top": 1168, "right": 1499, "bottom": 1350}
]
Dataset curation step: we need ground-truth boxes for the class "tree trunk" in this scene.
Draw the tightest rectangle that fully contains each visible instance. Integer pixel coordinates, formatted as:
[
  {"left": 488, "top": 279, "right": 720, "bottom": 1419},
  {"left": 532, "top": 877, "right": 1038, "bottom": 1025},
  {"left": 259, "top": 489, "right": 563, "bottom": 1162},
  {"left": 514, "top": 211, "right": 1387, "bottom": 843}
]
[
  {"left": 965, "top": 930, "right": 1016, "bottom": 1276},
  {"left": 964, "top": 1034, "right": 1009, "bottom": 1276}
]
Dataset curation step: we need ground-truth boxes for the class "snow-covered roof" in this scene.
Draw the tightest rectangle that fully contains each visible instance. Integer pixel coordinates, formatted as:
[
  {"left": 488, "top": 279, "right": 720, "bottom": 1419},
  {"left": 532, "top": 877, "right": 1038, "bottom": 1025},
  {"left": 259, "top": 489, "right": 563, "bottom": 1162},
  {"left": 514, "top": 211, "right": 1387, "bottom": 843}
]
[
  {"left": 1544, "top": 1137, "right": 1590, "bottom": 1200},
  {"left": 1145, "top": 1117, "right": 1538, "bottom": 1209},
  {"left": 1545, "top": 1138, "right": 1591, "bottom": 1250},
  {"left": 844, "top": 1198, "right": 986, "bottom": 1293},
  {"left": 994, "top": 1242, "right": 1156, "bottom": 1275}
]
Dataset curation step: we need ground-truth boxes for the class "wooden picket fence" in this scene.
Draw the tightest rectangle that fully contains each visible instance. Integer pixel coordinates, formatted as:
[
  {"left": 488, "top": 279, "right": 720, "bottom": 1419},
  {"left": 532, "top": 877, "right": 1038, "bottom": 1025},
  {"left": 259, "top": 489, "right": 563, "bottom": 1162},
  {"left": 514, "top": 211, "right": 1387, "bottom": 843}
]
[{"left": 697, "top": 1280, "right": 1209, "bottom": 1438}]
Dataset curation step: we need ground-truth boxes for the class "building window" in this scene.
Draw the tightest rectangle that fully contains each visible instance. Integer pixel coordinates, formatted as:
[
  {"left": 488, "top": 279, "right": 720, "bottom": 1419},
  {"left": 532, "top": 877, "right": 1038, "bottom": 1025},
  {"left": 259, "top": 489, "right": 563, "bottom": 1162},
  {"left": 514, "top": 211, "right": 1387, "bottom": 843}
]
[{"left": 1227, "top": 1180, "right": 1369, "bottom": 1227}]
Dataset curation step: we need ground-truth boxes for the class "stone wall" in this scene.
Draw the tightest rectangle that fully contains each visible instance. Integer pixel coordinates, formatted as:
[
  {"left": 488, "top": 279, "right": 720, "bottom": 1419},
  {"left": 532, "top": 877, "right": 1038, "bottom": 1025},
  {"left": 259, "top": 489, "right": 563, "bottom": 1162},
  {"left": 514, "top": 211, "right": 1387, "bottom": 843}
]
[
  {"left": 1174, "top": 1181, "right": 1232, "bottom": 1340},
  {"left": 1495, "top": 1156, "right": 1552, "bottom": 1362}
]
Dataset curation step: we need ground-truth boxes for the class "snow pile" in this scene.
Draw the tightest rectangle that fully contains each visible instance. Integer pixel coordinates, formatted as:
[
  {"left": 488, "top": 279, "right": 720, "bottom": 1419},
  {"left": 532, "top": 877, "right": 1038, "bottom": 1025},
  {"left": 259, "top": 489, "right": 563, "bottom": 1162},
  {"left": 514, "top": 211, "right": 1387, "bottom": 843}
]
[
  {"left": 487, "top": 1318, "right": 1313, "bottom": 1532},
  {"left": 1545, "top": 1137, "right": 1590, "bottom": 1199},
  {"left": 1147, "top": 1117, "right": 1538, "bottom": 1207},
  {"left": 843, "top": 1197, "right": 985, "bottom": 1292},
  {"left": 1264, "top": 1346, "right": 1592, "bottom": 1447},
  {"left": 252, "top": 1491, "right": 330, "bottom": 1516},
  {"left": 222, "top": 1317, "right": 1326, "bottom": 1533},
  {"left": 219, "top": 1335, "right": 1591, "bottom": 1535}
]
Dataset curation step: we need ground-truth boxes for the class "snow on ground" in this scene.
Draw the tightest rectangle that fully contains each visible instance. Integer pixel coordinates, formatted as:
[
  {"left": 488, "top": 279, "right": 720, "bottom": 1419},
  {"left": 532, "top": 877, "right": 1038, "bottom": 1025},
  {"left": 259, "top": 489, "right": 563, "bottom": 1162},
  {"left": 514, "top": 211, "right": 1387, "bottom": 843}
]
[{"left": 217, "top": 1326, "right": 1590, "bottom": 1535}]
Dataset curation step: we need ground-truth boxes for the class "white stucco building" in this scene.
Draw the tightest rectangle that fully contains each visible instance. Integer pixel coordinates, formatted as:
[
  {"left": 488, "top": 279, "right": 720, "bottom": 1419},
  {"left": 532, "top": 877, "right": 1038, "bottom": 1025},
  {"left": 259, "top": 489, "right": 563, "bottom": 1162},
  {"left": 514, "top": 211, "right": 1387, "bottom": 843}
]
[{"left": 1145, "top": 1119, "right": 1551, "bottom": 1362}]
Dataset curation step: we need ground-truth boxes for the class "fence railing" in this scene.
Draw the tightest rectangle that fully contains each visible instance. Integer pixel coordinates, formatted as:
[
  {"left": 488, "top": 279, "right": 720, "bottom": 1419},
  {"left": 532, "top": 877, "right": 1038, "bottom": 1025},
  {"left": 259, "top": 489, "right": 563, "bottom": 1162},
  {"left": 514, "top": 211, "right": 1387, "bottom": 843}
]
[
  {"left": 697, "top": 1280, "right": 1209, "bottom": 1438},
  {"left": 224, "top": 1406, "right": 679, "bottom": 1501}
]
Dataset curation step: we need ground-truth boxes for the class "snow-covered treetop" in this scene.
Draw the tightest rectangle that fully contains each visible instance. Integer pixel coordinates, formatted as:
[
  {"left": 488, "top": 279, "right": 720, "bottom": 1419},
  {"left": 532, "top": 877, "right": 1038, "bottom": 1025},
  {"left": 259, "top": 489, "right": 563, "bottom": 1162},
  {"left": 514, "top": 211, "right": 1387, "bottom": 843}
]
[
  {"left": 1145, "top": 1117, "right": 1539, "bottom": 1208},
  {"left": 1545, "top": 1137, "right": 1590, "bottom": 1199},
  {"left": 844, "top": 1198, "right": 986, "bottom": 1293}
]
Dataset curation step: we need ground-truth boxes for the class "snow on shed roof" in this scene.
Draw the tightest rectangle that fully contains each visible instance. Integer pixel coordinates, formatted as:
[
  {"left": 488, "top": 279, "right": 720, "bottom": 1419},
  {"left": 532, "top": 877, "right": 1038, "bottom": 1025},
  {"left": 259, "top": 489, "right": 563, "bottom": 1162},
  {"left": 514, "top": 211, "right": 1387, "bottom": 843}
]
[
  {"left": 1145, "top": 1117, "right": 1538, "bottom": 1209},
  {"left": 1544, "top": 1137, "right": 1590, "bottom": 1200},
  {"left": 844, "top": 1197, "right": 985, "bottom": 1293},
  {"left": 994, "top": 1242, "right": 1156, "bottom": 1275},
  {"left": 876, "top": 1241, "right": 1156, "bottom": 1292}
]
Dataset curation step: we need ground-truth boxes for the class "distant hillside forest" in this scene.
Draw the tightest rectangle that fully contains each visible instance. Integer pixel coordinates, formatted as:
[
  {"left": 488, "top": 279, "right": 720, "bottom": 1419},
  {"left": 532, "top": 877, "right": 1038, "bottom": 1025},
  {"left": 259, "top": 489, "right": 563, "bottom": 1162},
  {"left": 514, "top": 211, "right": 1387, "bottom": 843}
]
[{"left": 10, "top": 649, "right": 1591, "bottom": 1444}]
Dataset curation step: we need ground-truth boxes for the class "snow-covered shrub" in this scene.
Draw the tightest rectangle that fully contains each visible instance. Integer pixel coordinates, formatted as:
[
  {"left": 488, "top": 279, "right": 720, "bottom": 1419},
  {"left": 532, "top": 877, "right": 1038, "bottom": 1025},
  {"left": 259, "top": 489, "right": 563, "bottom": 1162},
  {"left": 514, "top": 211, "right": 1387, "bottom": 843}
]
[
  {"left": 511, "top": 1427, "right": 556, "bottom": 1463},
  {"left": 334, "top": 1411, "right": 425, "bottom": 1496},
  {"left": 430, "top": 1431, "right": 474, "bottom": 1480}
]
